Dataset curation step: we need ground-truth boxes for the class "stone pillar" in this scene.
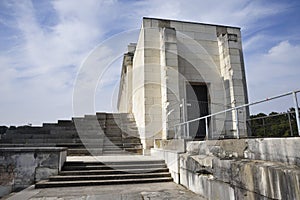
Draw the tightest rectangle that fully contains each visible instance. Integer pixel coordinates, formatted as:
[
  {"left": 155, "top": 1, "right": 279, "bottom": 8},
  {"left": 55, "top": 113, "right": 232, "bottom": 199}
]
[
  {"left": 160, "top": 27, "right": 181, "bottom": 139},
  {"left": 217, "top": 28, "right": 249, "bottom": 138}
]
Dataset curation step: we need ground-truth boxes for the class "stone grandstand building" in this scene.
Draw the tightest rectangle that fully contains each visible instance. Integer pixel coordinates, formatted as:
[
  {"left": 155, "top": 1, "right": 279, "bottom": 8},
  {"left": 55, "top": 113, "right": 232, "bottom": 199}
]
[{"left": 117, "top": 17, "right": 249, "bottom": 151}]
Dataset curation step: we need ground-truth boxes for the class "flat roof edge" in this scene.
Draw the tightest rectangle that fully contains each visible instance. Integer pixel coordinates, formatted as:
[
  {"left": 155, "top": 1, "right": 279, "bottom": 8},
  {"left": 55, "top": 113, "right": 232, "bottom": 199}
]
[{"left": 143, "top": 17, "right": 241, "bottom": 29}]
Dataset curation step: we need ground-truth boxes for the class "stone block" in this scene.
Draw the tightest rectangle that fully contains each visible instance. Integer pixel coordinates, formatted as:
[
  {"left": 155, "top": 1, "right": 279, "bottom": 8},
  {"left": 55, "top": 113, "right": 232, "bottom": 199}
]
[
  {"left": 228, "top": 40, "right": 241, "bottom": 49},
  {"left": 194, "top": 32, "right": 217, "bottom": 41},
  {"left": 180, "top": 31, "right": 195, "bottom": 39},
  {"left": 151, "top": 148, "right": 182, "bottom": 183},
  {"left": 244, "top": 138, "right": 300, "bottom": 166},
  {"left": 143, "top": 18, "right": 151, "bottom": 28},
  {"left": 229, "top": 55, "right": 241, "bottom": 64},
  {"left": 204, "top": 25, "right": 217, "bottom": 34},
  {"left": 154, "top": 139, "right": 186, "bottom": 152},
  {"left": 182, "top": 23, "right": 205, "bottom": 33},
  {"left": 179, "top": 166, "right": 212, "bottom": 198},
  {"left": 210, "top": 180, "right": 235, "bottom": 200},
  {"left": 35, "top": 167, "right": 58, "bottom": 181},
  {"left": 0, "top": 147, "right": 66, "bottom": 197},
  {"left": 170, "top": 21, "right": 183, "bottom": 31}
]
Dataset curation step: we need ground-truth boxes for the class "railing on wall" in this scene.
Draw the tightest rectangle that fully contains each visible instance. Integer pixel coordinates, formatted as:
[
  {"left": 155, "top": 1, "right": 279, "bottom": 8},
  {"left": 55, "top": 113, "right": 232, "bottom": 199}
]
[{"left": 174, "top": 90, "right": 300, "bottom": 140}]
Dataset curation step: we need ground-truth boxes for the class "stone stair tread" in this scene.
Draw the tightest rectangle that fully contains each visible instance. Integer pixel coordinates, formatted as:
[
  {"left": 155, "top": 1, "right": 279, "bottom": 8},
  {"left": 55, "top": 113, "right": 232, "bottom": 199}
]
[
  {"left": 62, "top": 163, "right": 166, "bottom": 170},
  {"left": 49, "top": 172, "right": 171, "bottom": 181},
  {"left": 35, "top": 177, "right": 173, "bottom": 188},
  {"left": 59, "top": 168, "right": 169, "bottom": 175},
  {"left": 64, "top": 160, "right": 165, "bottom": 165}
]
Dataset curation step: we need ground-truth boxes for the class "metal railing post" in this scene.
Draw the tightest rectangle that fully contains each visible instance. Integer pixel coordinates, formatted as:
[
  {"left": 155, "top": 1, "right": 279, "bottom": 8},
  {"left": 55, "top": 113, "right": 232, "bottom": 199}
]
[
  {"left": 187, "top": 122, "right": 190, "bottom": 138},
  {"left": 181, "top": 98, "right": 187, "bottom": 138},
  {"left": 235, "top": 108, "right": 240, "bottom": 139},
  {"left": 287, "top": 112, "right": 293, "bottom": 136},
  {"left": 205, "top": 117, "right": 209, "bottom": 140},
  {"left": 292, "top": 92, "right": 300, "bottom": 136}
]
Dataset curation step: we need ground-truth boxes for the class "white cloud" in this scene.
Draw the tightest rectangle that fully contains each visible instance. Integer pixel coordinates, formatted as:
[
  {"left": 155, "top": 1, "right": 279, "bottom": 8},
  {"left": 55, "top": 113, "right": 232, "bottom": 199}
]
[{"left": 246, "top": 41, "right": 300, "bottom": 113}]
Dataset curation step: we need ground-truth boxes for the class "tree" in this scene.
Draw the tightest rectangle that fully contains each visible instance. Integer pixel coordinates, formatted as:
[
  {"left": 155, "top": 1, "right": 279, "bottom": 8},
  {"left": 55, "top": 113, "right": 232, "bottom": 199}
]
[{"left": 248, "top": 108, "right": 299, "bottom": 137}]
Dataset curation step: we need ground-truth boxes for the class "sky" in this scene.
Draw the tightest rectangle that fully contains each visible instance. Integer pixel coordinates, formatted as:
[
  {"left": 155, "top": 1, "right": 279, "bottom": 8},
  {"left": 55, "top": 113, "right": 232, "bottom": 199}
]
[{"left": 0, "top": 0, "right": 300, "bottom": 126}]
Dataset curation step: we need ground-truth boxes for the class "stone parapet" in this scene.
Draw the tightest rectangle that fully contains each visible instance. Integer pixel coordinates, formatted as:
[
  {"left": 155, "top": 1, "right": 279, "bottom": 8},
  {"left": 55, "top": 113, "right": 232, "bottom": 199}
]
[
  {"left": 179, "top": 138, "right": 300, "bottom": 199},
  {"left": 0, "top": 147, "right": 67, "bottom": 198}
]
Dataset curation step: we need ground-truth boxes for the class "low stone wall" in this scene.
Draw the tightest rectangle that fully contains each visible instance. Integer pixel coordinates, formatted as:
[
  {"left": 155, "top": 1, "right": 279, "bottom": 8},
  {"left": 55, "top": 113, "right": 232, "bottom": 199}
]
[
  {"left": 180, "top": 138, "right": 300, "bottom": 200},
  {"left": 0, "top": 147, "right": 67, "bottom": 197},
  {"left": 151, "top": 148, "right": 183, "bottom": 183}
]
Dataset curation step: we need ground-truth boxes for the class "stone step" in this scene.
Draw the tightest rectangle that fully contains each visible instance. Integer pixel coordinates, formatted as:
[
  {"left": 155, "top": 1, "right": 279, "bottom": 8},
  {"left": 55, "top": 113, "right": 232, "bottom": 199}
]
[
  {"left": 102, "top": 146, "right": 124, "bottom": 151},
  {"left": 49, "top": 172, "right": 171, "bottom": 181},
  {"left": 62, "top": 163, "right": 166, "bottom": 171},
  {"left": 0, "top": 138, "right": 79, "bottom": 144},
  {"left": 67, "top": 148, "right": 103, "bottom": 156},
  {"left": 104, "top": 132, "right": 122, "bottom": 137},
  {"left": 103, "top": 143, "right": 123, "bottom": 147},
  {"left": 104, "top": 138, "right": 122, "bottom": 143},
  {"left": 1, "top": 133, "right": 78, "bottom": 139},
  {"left": 5, "top": 128, "right": 50, "bottom": 135},
  {"left": 102, "top": 150, "right": 142, "bottom": 155},
  {"left": 0, "top": 143, "right": 58, "bottom": 147},
  {"left": 122, "top": 148, "right": 143, "bottom": 154},
  {"left": 56, "top": 143, "right": 85, "bottom": 148},
  {"left": 57, "top": 120, "right": 74, "bottom": 126},
  {"left": 43, "top": 124, "right": 76, "bottom": 131},
  {"left": 123, "top": 137, "right": 141, "bottom": 143},
  {"left": 35, "top": 177, "right": 173, "bottom": 188},
  {"left": 63, "top": 160, "right": 166, "bottom": 166},
  {"left": 102, "top": 151, "right": 132, "bottom": 155},
  {"left": 58, "top": 168, "right": 170, "bottom": 176},
  {"left": 123, "top": 143, "right": 142, "bottom": 148}
]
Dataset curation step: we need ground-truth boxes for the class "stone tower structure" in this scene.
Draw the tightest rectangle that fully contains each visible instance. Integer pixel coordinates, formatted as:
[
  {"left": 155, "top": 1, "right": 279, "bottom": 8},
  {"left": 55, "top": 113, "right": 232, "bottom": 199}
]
[{"left": 118, "top": 17, "right": 249, "bottom": 151}]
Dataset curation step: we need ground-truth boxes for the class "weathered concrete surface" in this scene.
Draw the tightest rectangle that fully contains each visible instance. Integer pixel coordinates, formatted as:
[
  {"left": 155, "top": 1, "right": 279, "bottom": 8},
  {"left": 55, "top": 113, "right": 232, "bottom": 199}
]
[
  {"left": 154, "top": 139, "right": 186, "bottom": 152},
  {"left": 151, "top": 139, "right": 187, "bottom": 183},
  {"left": 0, "top": 147, "right": 67, "bottom": 198},
  {"left": 180, "top": 138, "right": 300, "bottom": 200},
  {"left": 244, "top": 137, "right": 300, "bottom": 166},
  {"left": 151, "top": 148, "right": 183, "bottom": 183},
  {"left": 186, "top": 138, "right": 300, "bottom": 164},
  {"left": 3, "top": 182, "right": 206, "bottom": 200}
]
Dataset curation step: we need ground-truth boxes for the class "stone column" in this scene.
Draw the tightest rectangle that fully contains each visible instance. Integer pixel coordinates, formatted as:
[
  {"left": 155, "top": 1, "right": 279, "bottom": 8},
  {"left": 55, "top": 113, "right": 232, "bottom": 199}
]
[
  {"left": 217, "top": 28, "right": 249, "bottom": 138},
  {"left": 160, "top": 27, "right": 181, "bottom": 139}
]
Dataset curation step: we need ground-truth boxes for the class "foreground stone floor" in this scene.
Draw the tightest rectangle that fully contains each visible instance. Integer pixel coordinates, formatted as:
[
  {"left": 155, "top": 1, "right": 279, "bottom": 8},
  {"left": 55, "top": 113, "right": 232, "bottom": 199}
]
[
  {"left": 4, "top": 156, "right": 205, "bottom": 199},
  {"left": 4, "top": 182, "right": 205, "bottom": 200}
]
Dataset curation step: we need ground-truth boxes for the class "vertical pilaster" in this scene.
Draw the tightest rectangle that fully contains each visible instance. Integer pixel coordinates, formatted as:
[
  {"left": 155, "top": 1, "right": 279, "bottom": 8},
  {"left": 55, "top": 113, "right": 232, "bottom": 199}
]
[{"left": 160, "top": 27, "right": 181, "bottom": 139}]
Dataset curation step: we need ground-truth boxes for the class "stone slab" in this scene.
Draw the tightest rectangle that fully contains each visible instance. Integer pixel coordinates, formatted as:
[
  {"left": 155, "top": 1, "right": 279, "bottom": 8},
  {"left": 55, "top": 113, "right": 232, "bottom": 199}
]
[{"left": 3, "top": 182, "right": 205, "bottom": 200}]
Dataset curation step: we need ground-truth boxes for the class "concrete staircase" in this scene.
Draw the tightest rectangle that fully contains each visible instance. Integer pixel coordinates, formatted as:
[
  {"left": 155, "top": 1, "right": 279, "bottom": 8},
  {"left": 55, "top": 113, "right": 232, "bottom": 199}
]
[
  {"left": 35, "top": 160, "right": 173, "bottom": 188},
  {"left": 0, "top": 113, "right": 143, "bottom": 156}
]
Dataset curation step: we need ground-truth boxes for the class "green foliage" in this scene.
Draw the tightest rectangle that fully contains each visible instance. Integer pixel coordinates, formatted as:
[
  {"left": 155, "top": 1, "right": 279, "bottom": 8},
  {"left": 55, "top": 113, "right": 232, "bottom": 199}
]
[{"left": 249, "top": 108, "right": 298, "bottom": 137}]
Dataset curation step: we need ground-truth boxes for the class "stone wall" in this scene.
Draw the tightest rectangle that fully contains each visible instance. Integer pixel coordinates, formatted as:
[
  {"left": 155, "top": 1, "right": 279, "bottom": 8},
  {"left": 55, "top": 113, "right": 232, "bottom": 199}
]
[
  {"left": 0, "top": 147, "right": 67, "bottom": 197},
  {"left": 179, "top": 138, "right": 300, "bottom": 200},
  {"left": 151, "top": 148, "right": 183, "bottom": 184}
]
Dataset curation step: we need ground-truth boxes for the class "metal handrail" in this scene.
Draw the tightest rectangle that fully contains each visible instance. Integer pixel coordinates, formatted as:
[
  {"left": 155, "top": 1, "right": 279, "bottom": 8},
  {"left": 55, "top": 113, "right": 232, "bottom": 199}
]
[{"left": 175, "top": 89, "right": 300, "bottom": 139}]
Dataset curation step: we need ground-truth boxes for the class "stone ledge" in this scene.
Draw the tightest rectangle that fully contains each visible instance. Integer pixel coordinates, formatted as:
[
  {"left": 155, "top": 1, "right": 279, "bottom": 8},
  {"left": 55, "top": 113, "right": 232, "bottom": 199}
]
[
  {"left": 186, "top": 138, "right": 300, "bottom": 166},
  {"left": 0, "top": 147, "right": 67, "bottom": 152},
  {"left": 0, "top": 147, "right": 67, "bottom": 198},
  {"left": 180, "top": 152, "right": 300, "bottom": 199},
  {"left": 151, "top": 148, "right": 184, "bottom": 183}
]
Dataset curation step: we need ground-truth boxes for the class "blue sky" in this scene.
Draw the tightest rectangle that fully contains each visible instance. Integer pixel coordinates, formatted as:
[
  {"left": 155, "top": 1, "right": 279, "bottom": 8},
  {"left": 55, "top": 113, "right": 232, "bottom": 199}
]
[{"left": 0, "top": 0, "right": 300, "bottom": 126}]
